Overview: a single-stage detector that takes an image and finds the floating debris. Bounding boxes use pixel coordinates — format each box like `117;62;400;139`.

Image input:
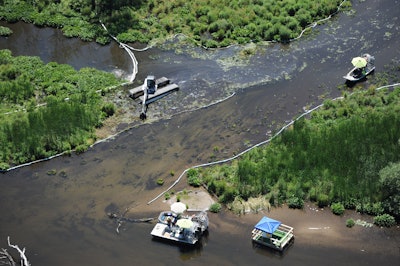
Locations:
355;219;373;228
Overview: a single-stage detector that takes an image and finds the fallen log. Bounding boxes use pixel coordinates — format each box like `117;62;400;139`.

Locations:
107;212;154;223
107;211;154;234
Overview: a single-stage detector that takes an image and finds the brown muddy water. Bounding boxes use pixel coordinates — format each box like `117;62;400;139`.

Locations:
1;0;400;265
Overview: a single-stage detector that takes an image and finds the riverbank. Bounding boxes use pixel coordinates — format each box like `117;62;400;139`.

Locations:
121;183;399;265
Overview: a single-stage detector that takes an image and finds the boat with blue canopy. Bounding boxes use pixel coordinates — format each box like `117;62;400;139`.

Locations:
251;216;294;251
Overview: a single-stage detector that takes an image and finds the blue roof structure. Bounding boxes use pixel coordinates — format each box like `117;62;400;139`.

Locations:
254;216;281;234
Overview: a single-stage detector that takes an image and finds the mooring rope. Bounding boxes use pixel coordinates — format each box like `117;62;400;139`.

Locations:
146;82;400;205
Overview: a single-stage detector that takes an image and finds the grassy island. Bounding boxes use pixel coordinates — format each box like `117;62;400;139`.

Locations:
0;0;348;47
0;49;120;170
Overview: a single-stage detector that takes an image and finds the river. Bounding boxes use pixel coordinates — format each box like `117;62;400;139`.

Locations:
0;0;399;265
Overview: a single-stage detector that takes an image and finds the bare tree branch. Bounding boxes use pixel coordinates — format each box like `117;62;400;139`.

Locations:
0;247;16;266
6;237;30;266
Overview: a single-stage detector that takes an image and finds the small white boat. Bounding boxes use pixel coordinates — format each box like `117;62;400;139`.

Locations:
343;53;375;82
151;211;208;245
251;216;294;251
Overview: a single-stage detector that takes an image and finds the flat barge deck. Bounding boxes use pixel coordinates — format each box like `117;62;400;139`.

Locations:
128;76;179;104
251;216;294;251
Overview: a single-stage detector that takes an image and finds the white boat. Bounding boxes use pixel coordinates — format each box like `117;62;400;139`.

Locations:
251;216;294;251
343;53;375;82
151;211;208;245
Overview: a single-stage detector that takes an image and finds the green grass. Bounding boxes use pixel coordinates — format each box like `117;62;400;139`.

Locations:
0;49;121;169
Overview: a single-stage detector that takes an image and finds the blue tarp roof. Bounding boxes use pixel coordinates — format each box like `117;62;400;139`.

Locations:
254;216;281;234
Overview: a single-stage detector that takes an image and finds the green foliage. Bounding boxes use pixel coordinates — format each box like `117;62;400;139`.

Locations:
379;162;400;218
317;193;330;208
198;84;400;219
287;196;304;209
0;162;10;170
0;0;345;47
164;192;171;200
187;168;201;187
75;144;89;154
346;218;355;228
0;26;13;36
101;103;115;118
209;202;222;213
373;214;396;227
0;50;120;167
156;178;164;186
331;202;345;215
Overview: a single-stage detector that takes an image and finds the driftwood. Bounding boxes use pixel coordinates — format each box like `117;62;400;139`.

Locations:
107;207;154;234
0;237;30;266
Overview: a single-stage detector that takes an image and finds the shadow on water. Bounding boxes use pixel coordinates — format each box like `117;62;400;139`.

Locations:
251;241;293;260
0;0;400;265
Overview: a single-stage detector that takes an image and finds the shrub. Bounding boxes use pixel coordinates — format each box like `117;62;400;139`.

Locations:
0;26;13;36
346;218;355;228
156;178;164;185
75;144;89;154
0;162;10;171
278;25;291;42
203;39;219;48
317;193;330;208
343;198;357;209
101;103;115;118
287;196;304;209
373;214;396;227
187;168;201;187
331;202;345;215
220;186;238;203
356;201;384;215
209;203;222;213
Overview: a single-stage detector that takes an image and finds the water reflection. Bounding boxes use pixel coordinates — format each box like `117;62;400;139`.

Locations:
0;21;132;73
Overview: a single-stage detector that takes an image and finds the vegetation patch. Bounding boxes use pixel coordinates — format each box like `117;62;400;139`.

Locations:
373;214;396;227
331;202;345;215
0;26;13;36
187;168;201;187
209;203;222;213
196;67;400;221
227;196;270;215
0;49;121;168
0;0;349;47
346;218;355;228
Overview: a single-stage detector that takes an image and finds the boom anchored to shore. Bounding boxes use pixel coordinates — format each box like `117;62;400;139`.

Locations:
101;22;152;82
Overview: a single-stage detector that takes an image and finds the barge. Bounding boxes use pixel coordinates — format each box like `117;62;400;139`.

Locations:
128;76;179;119
151;210;208;245
251;216;294;251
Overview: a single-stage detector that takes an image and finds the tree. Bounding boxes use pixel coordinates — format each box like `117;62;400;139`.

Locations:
379;162;400;218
